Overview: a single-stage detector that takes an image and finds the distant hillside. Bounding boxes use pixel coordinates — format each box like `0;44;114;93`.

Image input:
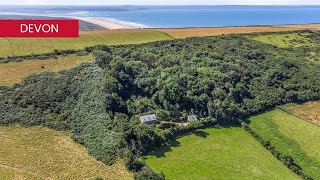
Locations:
0;15;105;31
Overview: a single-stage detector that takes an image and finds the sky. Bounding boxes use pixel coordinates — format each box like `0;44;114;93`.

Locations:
0;0;320;5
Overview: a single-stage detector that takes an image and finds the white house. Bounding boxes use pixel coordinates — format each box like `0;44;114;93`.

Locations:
187;115;198;122
140;114;156;124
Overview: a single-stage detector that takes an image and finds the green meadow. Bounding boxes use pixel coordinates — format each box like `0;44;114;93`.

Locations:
146;127;298;180
0;29;172;57
249;109;320;179
250;32;315;48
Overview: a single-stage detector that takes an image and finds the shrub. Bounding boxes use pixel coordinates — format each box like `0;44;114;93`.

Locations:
134;166;165;180
76;50;90;56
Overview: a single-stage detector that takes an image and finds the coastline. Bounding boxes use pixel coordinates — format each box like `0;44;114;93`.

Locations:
76;17;149;29
76;16;320;32
75;17;320;38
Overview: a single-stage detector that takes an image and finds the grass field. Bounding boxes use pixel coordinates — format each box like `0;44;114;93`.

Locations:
249;109;320;179
1;25;319;57
250;32;315;48
0;29;172;57
0;125;133;180
153;26;299;38
146;127;298;180
0;54;94;86
281;101;320;126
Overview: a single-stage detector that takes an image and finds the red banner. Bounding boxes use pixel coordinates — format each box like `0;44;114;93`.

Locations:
0;20;79;38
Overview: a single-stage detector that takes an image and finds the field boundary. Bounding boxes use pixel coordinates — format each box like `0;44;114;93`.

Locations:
153;31;175;39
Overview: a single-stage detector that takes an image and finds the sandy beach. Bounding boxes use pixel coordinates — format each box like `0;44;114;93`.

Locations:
76;17;149;29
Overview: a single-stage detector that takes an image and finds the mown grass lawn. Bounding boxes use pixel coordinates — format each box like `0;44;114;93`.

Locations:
0;54;94;86
0;29;172;57
0;125;133;180
146;127;298;180
249;109;320;179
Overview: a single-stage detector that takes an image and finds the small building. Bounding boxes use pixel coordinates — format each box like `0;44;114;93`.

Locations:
140;114;156;125
187;115;198;122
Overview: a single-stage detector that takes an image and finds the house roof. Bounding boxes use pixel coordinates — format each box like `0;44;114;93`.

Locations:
140;114;156;123
188;115;198;121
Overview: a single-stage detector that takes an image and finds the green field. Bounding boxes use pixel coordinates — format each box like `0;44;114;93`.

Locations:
0;125;133;180
146;127;298;180
0;29;173;57
250;32;315;48
249;109;320;179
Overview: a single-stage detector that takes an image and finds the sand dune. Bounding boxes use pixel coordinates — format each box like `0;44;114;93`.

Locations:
77;17;149;29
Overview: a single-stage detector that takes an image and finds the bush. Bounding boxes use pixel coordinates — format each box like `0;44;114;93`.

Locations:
122;149;145;172
93;50;113;68
158;121;176;129
134;166;165;180
76;50;90;56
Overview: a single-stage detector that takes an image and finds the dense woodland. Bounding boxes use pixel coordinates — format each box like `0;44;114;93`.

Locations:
1;31;320;179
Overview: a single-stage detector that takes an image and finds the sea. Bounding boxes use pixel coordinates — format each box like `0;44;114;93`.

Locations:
0;5;320;28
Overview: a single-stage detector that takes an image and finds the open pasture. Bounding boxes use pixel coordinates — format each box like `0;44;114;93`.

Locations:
153;26;299;38
0;29;172;57
0;54;93;86
249;109;320;179
146;127;298;180
0;125;133;180
250;32;315;48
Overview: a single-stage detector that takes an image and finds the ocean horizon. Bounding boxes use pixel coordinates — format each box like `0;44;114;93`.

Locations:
0;5;320;28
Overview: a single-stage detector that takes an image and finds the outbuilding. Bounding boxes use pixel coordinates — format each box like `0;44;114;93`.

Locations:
140;114;157;125
187;115;198;122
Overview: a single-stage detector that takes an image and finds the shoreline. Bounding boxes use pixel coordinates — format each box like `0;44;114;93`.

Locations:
75;17;149;29
76;17;320;31
1;13;320;30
